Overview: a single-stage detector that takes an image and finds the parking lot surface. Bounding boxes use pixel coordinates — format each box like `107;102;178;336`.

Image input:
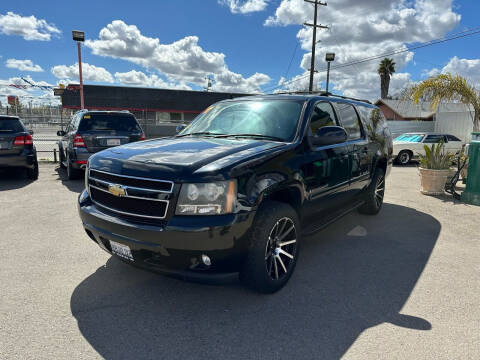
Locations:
0;164;479;359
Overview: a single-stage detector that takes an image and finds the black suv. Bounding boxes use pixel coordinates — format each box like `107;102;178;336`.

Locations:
57;110;145;179
0;116;38;179
78;94;393;293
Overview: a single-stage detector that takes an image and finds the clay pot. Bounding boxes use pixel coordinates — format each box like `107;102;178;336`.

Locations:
419;168;450;195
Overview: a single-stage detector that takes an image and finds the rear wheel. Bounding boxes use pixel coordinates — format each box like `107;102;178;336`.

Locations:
240;201;300;293
67;154;80;180
26;160;39;180
358;168;385;215
396;150;411;165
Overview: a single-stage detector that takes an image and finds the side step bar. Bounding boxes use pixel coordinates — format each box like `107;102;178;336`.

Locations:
301;200;365;237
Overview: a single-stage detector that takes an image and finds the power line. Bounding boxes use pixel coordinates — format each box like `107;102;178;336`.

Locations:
266;25;480;93
283;41;299;82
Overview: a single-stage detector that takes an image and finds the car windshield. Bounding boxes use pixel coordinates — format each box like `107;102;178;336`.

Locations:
395;134;425;142
179;100;304;142
0;118;24;132
78;113;141;132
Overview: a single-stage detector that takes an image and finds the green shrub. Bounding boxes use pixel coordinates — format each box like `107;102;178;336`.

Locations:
418;142;454;170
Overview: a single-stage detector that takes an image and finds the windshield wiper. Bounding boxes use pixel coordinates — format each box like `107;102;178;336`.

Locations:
176;132;227;138
217;134;285;142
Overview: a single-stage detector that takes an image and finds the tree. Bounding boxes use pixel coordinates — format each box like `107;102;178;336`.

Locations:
408;73;479;132
378;58;396;99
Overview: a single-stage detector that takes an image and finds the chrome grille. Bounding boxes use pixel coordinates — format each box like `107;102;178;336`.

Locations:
88;169;173;220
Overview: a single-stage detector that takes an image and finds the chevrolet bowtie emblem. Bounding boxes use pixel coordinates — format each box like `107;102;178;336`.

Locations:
108;184;127;197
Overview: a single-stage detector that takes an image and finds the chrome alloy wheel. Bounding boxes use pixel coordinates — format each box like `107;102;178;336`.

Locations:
398;152;410;164
264;217;297;280
375;174;385;208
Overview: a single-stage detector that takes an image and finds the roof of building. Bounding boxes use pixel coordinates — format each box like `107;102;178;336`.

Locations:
375;99;436;119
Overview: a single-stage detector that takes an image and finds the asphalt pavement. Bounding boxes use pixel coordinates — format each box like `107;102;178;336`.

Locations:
0;164;479;359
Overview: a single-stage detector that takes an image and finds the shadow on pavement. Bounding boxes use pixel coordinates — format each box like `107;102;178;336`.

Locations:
54;166;84;194
71;203;440;360
0;168;34;190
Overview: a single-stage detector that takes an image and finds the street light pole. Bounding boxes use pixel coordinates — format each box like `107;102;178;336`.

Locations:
77;41;84;109
325;53;335;93
72;30;85;109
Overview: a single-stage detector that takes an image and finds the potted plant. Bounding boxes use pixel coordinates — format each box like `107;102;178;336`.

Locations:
418;142;454;195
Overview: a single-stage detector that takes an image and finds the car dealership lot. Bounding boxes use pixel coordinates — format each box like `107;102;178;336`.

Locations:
0;164;479;360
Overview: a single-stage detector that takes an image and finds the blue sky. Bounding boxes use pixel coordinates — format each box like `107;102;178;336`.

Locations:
0;0;479;104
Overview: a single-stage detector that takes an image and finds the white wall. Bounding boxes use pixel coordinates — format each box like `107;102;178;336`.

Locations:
435;104;474;143
387;120;435;138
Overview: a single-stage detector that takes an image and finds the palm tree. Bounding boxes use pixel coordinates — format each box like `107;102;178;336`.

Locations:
408;73;480;132
378;58;396;99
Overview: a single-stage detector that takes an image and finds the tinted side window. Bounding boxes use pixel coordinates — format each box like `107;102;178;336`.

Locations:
336;103;362;140
309;102;337;135
447;135;461;142
424;135;445;143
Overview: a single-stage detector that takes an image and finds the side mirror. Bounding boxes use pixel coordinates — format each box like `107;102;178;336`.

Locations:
57;130;66;137
311;126;348;147
176;124;186;134
28;129;34;135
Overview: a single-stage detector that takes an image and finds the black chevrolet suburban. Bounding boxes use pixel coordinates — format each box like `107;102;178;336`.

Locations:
78;94;393;293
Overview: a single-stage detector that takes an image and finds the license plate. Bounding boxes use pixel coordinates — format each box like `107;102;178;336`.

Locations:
107;138;121;146
110;240;134;261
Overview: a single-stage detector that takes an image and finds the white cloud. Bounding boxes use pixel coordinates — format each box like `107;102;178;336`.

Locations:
428;57;480;88
114;70;191;90
6;59;43;72
266;0;461;100
219;0;269;14
85;20;269;92
0;11;61;41
51;63;114;83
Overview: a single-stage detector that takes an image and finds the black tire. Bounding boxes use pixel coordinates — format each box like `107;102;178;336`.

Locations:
67;154;80;180
59;146;66;169
27;160;39;180
396;150;412;165
358;167;385;215
240;201;300;293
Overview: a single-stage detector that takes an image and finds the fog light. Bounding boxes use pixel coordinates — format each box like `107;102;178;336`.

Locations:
201;254;211;266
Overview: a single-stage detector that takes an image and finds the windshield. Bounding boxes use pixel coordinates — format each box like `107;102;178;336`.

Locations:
394;134;425;143
78;113;141;132
180;100;304;142
0;118;24;132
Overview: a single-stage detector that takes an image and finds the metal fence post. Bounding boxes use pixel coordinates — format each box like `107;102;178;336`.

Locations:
53;148;57;163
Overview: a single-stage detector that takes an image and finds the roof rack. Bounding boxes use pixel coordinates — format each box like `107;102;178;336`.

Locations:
272;91;372;104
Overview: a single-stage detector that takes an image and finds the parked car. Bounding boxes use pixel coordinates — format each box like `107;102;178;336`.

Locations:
393;132;463;165
78;94;393;293
0;116;38;179
57;110;145;180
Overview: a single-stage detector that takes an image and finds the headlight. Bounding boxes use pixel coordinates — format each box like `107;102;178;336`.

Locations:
176;180;236;215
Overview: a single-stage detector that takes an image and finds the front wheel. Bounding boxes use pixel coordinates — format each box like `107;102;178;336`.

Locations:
240;201;300;293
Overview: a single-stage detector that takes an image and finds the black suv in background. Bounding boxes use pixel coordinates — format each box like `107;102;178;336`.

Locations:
78;94;393;293
58;110;145;179
0;116;38;179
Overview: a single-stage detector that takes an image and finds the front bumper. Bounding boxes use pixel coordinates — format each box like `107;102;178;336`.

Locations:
78;190;255;279
0;151;36;169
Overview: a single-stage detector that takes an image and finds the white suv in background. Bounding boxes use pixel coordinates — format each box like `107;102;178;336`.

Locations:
393;132;463;165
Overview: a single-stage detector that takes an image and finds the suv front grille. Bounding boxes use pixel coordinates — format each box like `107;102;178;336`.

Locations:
88;169;173;220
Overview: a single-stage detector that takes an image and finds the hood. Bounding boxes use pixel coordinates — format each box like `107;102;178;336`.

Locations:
88;136;285;180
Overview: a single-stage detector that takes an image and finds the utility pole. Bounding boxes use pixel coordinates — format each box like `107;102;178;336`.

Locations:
304;0;328;92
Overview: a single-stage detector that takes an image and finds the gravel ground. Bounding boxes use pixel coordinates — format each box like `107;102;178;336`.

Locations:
0;164;479;360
